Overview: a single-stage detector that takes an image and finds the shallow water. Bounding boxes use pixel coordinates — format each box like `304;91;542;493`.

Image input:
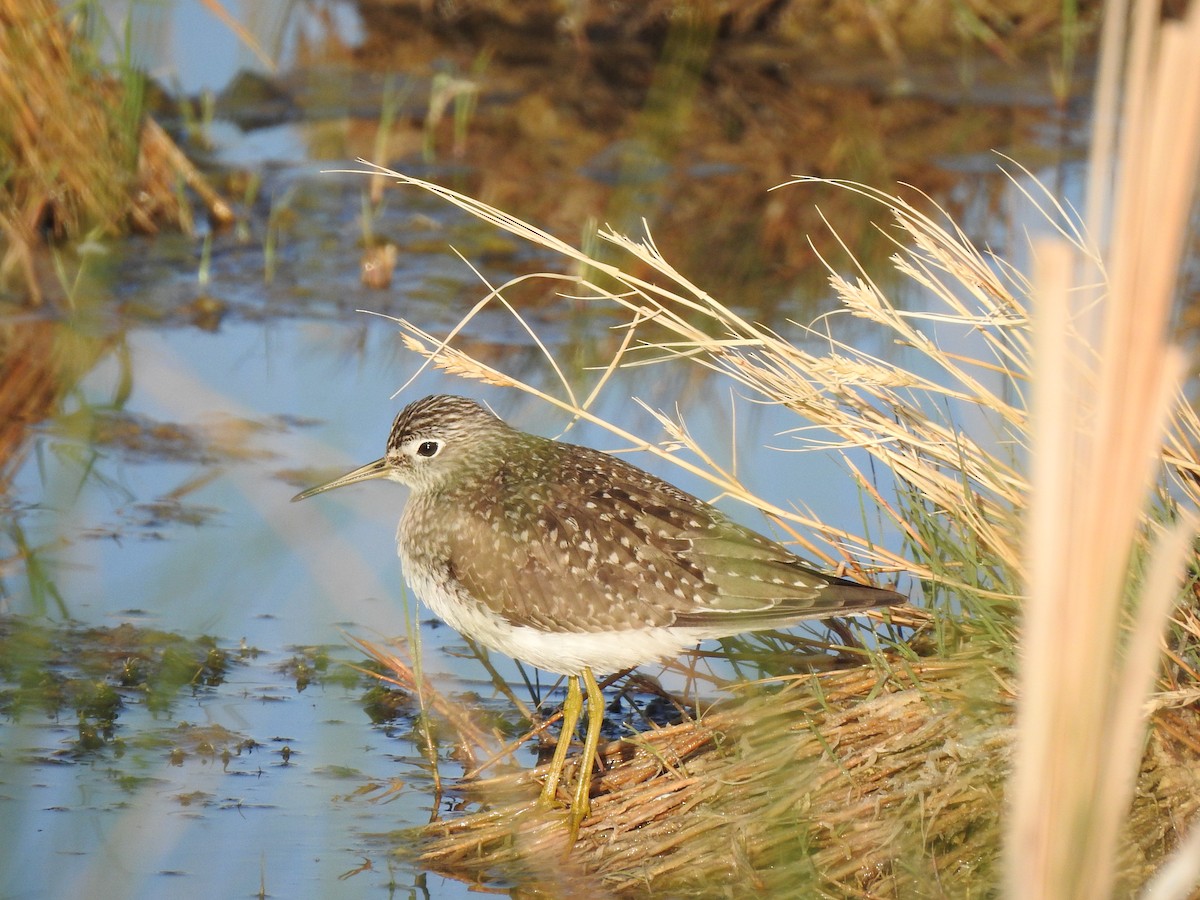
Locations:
0;2;1100;896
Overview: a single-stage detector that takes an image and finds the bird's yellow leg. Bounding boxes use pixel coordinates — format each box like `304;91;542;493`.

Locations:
566;666;604;841
538;673;582;808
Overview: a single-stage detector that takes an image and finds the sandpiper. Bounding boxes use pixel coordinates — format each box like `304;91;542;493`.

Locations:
294;394;904;840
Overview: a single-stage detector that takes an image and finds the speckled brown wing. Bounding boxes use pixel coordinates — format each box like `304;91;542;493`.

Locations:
437;449;690;633
440;439;901;636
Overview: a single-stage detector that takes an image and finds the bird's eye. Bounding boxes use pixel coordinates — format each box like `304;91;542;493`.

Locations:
416;440;441;458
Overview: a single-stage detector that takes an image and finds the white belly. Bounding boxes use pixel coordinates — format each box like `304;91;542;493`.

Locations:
401;558;704;675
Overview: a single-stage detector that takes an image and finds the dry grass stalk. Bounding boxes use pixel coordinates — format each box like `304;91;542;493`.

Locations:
1006;2;1200;897
348;634;511;773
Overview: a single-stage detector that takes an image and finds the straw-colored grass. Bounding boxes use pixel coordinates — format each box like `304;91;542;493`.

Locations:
0;0;137;297
0;0;234;302
338;0;1200;893
356;638;1197;896
1008;3;1200;897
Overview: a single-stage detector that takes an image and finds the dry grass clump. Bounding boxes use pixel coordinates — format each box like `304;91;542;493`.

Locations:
0;0;233;302
418;663;1009;896
361;636;1198;896
0;0;136;268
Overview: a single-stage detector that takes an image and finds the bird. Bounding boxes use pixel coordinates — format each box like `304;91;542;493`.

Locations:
293;394;904;841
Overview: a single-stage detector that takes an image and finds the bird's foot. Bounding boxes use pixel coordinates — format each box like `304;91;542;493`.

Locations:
564;795;589;845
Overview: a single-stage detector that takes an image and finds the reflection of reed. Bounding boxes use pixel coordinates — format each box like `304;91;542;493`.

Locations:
333;1;1090;312
0;320;61;489
0;319;110;491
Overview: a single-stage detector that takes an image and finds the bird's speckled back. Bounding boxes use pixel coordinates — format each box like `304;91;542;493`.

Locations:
389;396;903;648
